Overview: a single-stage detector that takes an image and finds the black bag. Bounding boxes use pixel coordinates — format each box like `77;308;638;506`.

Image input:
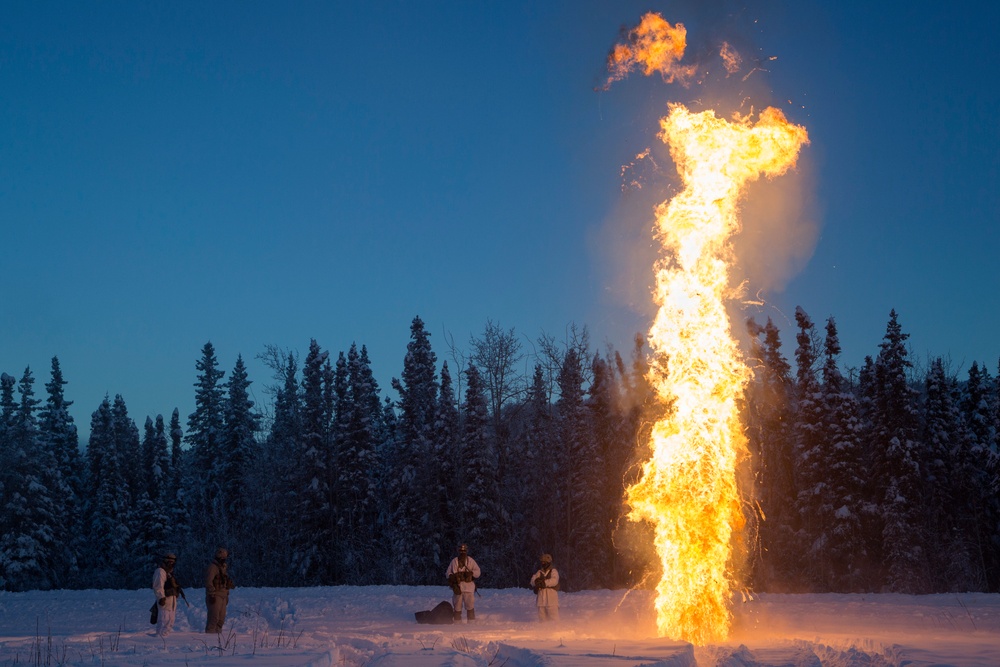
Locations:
149;601;158;625
415;600;455;625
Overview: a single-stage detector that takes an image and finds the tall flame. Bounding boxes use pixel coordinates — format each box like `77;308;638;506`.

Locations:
608;14;809;646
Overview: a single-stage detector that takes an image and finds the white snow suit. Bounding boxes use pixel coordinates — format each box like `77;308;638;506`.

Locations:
530;565;559;621
445;555;481;620
152;567;178;636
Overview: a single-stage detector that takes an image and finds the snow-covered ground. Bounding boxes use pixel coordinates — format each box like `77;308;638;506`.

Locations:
0;585;998;666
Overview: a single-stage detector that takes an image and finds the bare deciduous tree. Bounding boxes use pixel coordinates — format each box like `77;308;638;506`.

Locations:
470;320;525;423
470;320;526;483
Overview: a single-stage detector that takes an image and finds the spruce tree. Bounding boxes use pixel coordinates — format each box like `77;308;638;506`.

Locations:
588;352;627;588
221;355;259;522
461;363;505;583
168;409;184;497
38;357;80;502
135;415;171;576
388;316;440;584
111;395;141;503
166;408;189;551
744;317;797;589
988;363;1000;591
956;362;996;590
818;317;866;591
0;368;61;591
792;307;826;589
0;372;15;433
110;394;145;586
871;310;928;592
513;365;555;578
922;358;975;591
434;361;461;559
84;397;132;587
335;344;384;583
292;339;334;584
187;342;226;522
253;352;300;586
556;347;601;589
0;374;15;586
37;357;81;587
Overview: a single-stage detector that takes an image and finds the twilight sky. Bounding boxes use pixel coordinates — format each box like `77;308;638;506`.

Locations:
3;1;998;433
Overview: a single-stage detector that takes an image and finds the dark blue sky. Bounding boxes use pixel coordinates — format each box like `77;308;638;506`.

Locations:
3;1;998;432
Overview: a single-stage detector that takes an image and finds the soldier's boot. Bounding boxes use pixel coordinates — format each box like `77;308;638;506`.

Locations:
466;609;475;622
453;611;462;622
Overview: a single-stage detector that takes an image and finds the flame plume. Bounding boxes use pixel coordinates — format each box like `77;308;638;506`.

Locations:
607;14;809;646
628;105;808;644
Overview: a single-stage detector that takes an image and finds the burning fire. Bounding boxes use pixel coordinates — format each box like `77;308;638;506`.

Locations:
608;15;809;645
605;12;696;88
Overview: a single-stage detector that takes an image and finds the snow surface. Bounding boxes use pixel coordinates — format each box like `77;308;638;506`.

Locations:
1;585;998;666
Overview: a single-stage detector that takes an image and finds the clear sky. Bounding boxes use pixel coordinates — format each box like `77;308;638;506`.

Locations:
3;1;998;434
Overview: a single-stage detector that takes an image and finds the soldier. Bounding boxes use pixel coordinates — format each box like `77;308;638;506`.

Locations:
204;547;235;633
530;553;560;621
445;543;481;622
152;553;180;637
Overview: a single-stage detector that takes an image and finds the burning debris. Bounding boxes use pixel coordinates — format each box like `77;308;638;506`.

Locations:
604;13;697;89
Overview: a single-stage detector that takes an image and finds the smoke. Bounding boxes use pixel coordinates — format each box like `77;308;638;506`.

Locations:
730;149;819;302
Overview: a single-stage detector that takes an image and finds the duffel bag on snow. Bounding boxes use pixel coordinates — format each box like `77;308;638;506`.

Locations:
415;600;455;624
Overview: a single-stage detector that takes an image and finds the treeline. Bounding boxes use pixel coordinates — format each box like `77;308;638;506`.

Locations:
0;310;998;594
0;317;651;592
745;308;1000;593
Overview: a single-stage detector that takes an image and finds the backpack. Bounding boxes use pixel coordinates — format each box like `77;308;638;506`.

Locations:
415;600;455;625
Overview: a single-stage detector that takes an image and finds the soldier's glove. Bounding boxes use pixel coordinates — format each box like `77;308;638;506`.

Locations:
534;576;546;590
158;597;166;606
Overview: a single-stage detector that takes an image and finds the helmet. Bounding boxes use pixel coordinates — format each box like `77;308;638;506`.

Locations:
163;553;177;563
215;547;229;560
458;543;468;554
540;554;552;564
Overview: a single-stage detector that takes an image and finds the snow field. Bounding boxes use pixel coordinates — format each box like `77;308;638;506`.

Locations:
1;586;998;666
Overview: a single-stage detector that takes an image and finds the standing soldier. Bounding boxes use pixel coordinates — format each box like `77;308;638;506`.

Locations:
204;547;235;633
530;553;560;621
445;543;481;622
152;553;179;637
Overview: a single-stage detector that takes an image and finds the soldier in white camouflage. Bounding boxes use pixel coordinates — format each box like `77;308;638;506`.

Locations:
445;543;481;622
152;553;179;637
530;553;560;621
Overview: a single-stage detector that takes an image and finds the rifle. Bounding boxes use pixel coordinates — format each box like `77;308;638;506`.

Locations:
167;573;191;608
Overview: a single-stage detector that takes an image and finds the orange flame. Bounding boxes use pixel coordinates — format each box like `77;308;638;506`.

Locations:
608;14;809;646
629;105;807;644
605;12;696;88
